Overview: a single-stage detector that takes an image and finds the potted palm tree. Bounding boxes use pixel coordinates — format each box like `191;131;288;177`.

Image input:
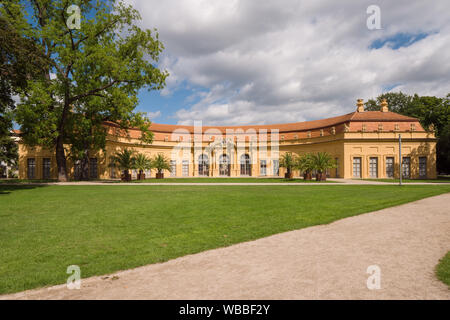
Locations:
279;152;297;179
311;152;336;181
152;153;171;179
110;149;136;181
296;153;314;180
133;153;152;180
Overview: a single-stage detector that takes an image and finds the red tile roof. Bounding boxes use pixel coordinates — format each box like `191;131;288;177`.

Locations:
147;111;420;134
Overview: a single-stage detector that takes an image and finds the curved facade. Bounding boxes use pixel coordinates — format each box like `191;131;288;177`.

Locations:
18;100;437;180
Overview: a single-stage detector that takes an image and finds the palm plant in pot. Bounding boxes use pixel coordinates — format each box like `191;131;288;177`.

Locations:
111;149;136;181
133;153;152;180
311;152;336;181
151;153;171;179
296;153;314;180
279;152;297;179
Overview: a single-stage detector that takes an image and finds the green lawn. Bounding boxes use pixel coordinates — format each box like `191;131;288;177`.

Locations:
361;178;450;183
0;185;449;294
436;252;450;288
0;179;58;184
0;177;334;184
132;177;335;183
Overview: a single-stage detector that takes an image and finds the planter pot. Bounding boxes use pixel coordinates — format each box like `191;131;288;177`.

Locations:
316;172;326;181
303;172;312;180
137;173;146;180
121;171;131;182
156;172;164;179
284;172;293;179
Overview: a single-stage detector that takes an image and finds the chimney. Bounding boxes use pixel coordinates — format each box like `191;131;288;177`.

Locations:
356;99;364;112
380;98;389;112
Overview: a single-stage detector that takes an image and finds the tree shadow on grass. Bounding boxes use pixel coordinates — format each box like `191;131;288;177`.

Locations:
0;184;49;195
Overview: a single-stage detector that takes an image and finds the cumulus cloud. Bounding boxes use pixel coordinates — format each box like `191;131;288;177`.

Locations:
146;110;162;120
126;0;450;125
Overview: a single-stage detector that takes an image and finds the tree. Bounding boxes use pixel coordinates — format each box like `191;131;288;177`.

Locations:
151;153;171;179
310;152;335;181
365;92;413;114
2;0;168;181
436;95;450;173
0;14;47;172
133;153;152;180
279;152;297;179
295;153;314;180
110;148;135;181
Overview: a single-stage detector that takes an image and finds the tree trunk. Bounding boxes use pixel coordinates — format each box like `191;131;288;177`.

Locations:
55;84;70;182
56;136;68;182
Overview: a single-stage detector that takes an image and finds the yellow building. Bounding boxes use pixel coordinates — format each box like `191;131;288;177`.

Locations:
18;99;437;180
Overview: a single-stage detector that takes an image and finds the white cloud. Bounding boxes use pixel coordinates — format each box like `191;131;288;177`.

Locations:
146;110;161;120
127;0;450;125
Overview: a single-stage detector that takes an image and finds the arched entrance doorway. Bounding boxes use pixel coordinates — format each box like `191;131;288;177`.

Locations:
219;154;230;176
198;154;209;176
240;154;251;176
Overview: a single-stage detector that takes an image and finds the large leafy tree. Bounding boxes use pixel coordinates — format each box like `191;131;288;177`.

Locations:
2;0;168;181
0;14;47;170
366;92;450;174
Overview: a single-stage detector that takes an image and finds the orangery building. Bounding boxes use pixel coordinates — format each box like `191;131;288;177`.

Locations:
18;99;437;180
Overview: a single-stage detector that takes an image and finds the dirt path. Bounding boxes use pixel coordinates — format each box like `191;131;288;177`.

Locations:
3;193;450;300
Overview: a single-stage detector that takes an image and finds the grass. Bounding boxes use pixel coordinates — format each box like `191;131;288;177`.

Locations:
131;177;335;183
361;178;450;183
0;184;449;294
0;179;57;184
436;252;450;288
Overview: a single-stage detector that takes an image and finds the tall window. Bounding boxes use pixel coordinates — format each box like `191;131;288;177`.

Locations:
110;165;116;179
353;157;361;178
182;160;189;177
260;160;267;176
240;154;251;176
219;154;230;176
89;158;98;179
170;160;176;177
198;154;209;176
419;157;427;178
386;157;394;178
402;157;410;179
335;158;339;178
43;158;51;179
273;160;279;176
369;157;378;178
27;158;36;179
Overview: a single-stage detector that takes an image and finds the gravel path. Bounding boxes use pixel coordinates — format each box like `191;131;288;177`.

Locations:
3;193;450;300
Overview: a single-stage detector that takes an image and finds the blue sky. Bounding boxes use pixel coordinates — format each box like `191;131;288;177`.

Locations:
139;31;433;125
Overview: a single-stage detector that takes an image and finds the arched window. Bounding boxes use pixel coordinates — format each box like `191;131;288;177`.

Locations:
198;154;209;176
240;154;251;176
219;154;230;176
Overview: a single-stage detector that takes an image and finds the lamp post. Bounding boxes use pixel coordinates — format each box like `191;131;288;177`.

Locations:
399;134;402;186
